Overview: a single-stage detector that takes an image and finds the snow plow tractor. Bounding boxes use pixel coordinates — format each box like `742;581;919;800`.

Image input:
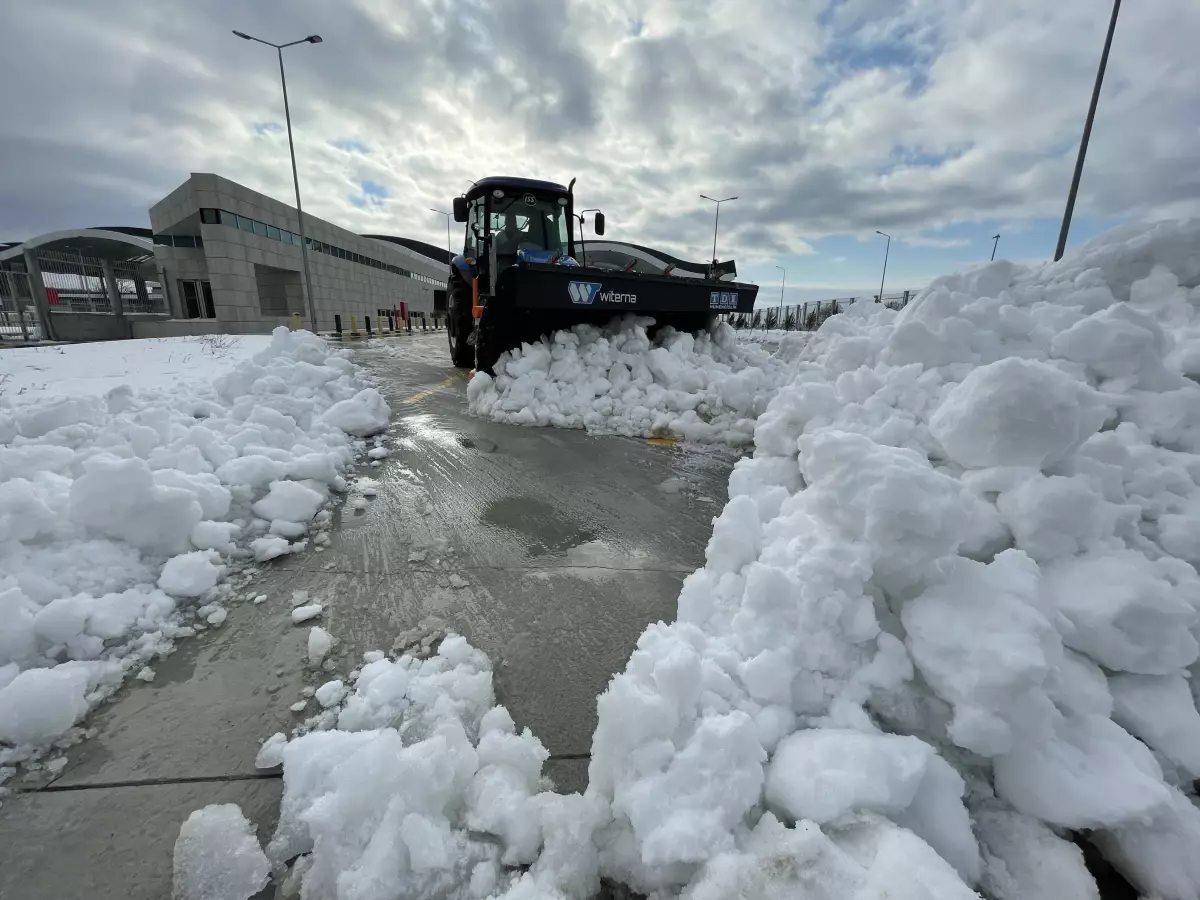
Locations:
440;176;760;373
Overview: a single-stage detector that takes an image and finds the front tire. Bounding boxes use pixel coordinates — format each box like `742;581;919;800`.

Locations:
447;278;475;369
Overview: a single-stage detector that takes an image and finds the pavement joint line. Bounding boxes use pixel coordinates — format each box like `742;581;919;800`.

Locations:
399;371;468;405
292;562;695;576
17;772;283;794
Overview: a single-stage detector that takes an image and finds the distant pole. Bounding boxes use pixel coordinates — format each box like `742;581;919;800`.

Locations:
233;30;323;329
1054;0;1121;262
876;231;891;302
700;194;738;279
775;264;785;329
991;234;1001;261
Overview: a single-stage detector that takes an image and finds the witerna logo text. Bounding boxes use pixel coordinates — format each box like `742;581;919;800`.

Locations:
567;281;637;305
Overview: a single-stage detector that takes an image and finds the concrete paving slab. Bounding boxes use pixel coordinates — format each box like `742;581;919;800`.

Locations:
0;777;281;900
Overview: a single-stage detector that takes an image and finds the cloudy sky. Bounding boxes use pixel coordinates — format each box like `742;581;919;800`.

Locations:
1;0;1196;302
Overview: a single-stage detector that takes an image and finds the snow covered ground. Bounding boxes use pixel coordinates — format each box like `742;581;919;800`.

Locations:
468;317;808;445
180;219;1200;900
0;329;389;778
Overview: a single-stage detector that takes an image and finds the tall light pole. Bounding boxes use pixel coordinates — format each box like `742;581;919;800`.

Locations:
233;30;322;330
1054;0;1121;262
700;194;737;279
430;208;453;263
876;231;891;303
991;234;1001;261
775;264;786;329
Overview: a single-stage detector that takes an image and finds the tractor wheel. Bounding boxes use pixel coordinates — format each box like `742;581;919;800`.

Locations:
447;279;475;369
474;304;513;376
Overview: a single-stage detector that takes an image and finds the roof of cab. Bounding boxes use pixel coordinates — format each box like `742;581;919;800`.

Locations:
464;176;569;202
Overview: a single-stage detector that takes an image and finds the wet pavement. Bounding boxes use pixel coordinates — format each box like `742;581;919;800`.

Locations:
0;331;740;900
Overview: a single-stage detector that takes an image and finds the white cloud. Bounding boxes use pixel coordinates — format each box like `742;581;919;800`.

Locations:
0;0;1195;267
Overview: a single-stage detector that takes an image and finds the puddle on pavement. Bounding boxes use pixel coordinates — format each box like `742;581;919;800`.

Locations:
481;496;599;555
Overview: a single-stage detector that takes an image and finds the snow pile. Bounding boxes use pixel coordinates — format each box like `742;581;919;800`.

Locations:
467;317;799;445
584;220;1200;899
219;634;601;900
0;327;390;755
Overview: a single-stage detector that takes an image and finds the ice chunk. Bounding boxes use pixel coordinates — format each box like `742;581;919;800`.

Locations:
367;446;389;460
0;666;89;745
158;550;224;599
1091;784;1200;900
307;626;333;667
292;604;323;624
929;358;1104;469
172;803;270;900
190;520;240;553
136;666;156;682
255;733;287;769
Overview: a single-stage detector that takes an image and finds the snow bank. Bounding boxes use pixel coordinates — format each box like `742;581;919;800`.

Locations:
0;327;389;755
584;219;1200;898
205;634;602;900
467;316;802;445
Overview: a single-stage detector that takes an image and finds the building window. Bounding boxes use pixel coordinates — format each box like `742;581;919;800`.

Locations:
153;234;172;246
174;235;196;249
252;220;268;237
266;224;280;241
200;208;219;225
220;210;239;227
178;279;216;319
238;215;255;234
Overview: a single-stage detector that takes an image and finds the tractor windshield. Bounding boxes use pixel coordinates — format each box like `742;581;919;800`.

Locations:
489;196;570;258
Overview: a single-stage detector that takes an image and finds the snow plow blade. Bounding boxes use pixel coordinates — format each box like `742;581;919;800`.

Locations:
498;263;758;315
471;263;759;374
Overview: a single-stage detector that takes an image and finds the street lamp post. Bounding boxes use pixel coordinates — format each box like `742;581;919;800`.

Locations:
775;264;786;330
700;194;737;279
233;30;322;330
991;234;1001;261
875;231;891;303
1054;0;1121;262
430;208;453;263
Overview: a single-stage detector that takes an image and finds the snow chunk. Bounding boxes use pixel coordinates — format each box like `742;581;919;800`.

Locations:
172;803;270;900
367;446;390;460
250;536;293;562
307;626;333;667
158;550;224;599
314;679;347;708
320;387;390;436
1108;673;1200;778
190;520;240;553
291;604;323;625
929;358;1105;469
250;480;325;525
0;666;89;745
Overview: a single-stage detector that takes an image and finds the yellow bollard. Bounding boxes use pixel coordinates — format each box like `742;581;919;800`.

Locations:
350;314;361;338
291;312;301;331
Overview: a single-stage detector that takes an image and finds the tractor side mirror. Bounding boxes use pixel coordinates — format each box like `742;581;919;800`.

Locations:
593;211;605;236
453;196;468;222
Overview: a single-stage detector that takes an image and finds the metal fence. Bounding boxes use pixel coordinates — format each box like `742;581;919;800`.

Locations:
0;269;41;341
36;249;165;315
723;290;918;333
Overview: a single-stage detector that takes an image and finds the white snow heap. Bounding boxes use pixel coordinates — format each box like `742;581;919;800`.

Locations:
0;327;390;751
265;634;602;900
172;803;270;900
584;219;1200;899
467;316;802;445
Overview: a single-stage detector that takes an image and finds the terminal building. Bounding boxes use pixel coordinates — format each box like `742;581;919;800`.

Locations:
0;173;450;342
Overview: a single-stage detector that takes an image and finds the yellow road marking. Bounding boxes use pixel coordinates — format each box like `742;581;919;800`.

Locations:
646;436;679;446
400;371;468;405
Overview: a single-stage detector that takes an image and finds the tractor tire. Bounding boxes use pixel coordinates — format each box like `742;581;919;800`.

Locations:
474;304;514;376
447;278;475;369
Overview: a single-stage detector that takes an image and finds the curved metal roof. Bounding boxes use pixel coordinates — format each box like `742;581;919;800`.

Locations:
0;227;154;264
363;234;451;266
